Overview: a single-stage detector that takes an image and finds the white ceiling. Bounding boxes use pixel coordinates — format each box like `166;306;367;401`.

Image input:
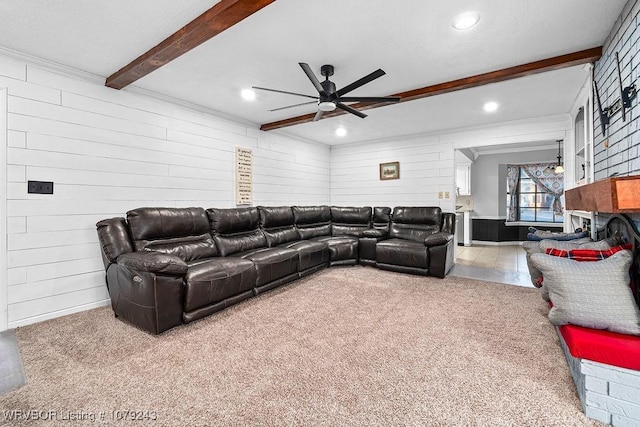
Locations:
0;0;626;145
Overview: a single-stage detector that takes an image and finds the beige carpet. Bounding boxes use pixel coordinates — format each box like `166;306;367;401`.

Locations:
1;267;599;426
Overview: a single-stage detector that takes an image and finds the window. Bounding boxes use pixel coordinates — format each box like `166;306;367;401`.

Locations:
507;168;564;223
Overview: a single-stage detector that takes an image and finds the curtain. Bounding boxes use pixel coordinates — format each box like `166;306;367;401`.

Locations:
520;163;564;215
506;165;520;221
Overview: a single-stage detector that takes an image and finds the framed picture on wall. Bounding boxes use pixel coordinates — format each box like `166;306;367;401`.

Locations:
379;161;400;180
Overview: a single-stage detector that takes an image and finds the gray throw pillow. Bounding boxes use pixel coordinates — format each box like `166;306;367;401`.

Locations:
531;250;640;335
537;239;612;300
523;237;593;288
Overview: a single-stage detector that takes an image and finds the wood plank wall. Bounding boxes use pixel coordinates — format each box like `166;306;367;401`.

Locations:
330;136;456;208
0;54;330;328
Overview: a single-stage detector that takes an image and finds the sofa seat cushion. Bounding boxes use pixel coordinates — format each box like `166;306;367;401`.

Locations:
283;240;330;271
184;258;257;312
325;236;359;262
376;238;428;268
305;236;359;261
559;324;640;370
231;247;299;286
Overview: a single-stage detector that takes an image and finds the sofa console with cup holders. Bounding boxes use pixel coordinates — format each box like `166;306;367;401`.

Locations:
96;205;455;334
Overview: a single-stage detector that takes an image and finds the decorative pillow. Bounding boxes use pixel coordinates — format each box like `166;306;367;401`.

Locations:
545;243;633;261
526;227;589;241
531;250;640;335
523;237;593;288
536;239;614;300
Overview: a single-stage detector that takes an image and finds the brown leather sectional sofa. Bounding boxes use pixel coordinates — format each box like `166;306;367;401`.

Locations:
96;205;455;334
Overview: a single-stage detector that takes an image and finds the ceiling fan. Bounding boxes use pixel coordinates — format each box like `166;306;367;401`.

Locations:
253;63;401;121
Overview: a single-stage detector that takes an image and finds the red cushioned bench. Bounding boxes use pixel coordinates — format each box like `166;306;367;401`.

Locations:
558;325;640;371
551;214;640;426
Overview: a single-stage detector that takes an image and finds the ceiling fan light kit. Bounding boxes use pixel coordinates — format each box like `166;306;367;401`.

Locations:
253;63;401;122
318;101;337;112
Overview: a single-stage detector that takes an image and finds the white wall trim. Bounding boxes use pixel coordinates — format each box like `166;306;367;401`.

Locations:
0;87;8;331
0;46;104;86
473;143;559;156
8;300;110;329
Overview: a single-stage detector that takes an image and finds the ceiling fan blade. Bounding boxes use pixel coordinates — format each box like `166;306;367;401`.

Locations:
338;96;401;103
336;69;386;97
299;63;327;96
269;101;318;112
336;102;367;119
252;86;318;100
313;110;324;122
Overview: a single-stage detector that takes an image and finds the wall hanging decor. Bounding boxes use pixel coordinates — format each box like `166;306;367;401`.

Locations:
379;161;400;180
235;147;253;205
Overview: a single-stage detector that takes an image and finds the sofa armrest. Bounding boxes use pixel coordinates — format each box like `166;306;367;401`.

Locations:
362;229;388;239
441;212;456;234
424;232;453;247
117;252;188;276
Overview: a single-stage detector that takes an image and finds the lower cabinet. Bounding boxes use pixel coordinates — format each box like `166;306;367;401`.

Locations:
471;218;562;242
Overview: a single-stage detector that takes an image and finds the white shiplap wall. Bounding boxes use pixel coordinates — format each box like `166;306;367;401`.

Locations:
1;54;330;329
330;115;573;213
330;135;456;210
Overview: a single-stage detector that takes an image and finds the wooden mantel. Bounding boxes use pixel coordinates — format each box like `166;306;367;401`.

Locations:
565;176;640;213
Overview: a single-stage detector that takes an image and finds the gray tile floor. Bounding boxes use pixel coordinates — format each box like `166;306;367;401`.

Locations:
450;244;534;287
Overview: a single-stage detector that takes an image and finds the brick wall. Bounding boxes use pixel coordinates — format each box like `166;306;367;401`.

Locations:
593;0;640;227
558;327;640;426
593;0;640;179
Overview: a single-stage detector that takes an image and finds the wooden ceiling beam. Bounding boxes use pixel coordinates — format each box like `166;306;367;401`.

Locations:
259;46;602;131
106;0;276;90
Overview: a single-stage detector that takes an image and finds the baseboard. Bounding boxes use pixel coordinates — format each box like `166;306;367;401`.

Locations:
8;300;110;329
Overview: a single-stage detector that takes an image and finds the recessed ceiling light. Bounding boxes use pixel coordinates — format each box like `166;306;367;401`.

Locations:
335;127;347;137
484;101;498;112
452;11;480;30
241;88;256;101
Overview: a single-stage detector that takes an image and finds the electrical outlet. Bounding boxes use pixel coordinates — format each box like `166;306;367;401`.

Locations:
28;180;54;194
444;191;450;199
438;191;443;199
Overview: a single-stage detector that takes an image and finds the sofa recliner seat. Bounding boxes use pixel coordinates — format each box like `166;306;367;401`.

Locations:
96;207;259;334
375;207;455;278
207;207;299;295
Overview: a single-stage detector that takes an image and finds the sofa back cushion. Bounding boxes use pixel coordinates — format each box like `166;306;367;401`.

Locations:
372;207;392;230
389;206;442;242
258;206;300;247
293;206;331;239
207;207;267;256
127;207;218;261
331;206;372;237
